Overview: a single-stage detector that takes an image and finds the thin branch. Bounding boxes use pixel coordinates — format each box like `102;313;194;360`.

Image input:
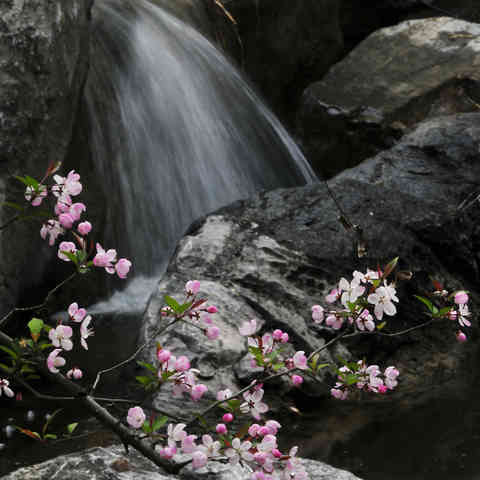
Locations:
16;378;76;401
0;271;78;329
0;214;20;231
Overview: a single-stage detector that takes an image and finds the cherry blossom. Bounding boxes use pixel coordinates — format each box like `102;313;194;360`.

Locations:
192;450;208;469
68;302;87;323
93;243;117;273
367;282;399;320
57;241;77;262
127;406;146;429
240;388;269;420
77;221;92;235
185;280;201;295
49;325;74;351
225;437;254;465
115;258;132;279
339;277;365;307
191;384;208;401
311;305;324;323
292;351;308;370
47;349;66;373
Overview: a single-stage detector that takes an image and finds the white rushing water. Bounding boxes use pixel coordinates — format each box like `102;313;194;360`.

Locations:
85;0;316;311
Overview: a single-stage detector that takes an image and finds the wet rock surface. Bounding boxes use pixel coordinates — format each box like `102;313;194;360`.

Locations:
299;17;480;177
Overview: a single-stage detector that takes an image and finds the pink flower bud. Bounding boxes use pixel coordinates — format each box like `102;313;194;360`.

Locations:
454;291;469;305
191;384;208;401
272;329;283;341
457;331;467;343
280;332;289;343
185;280;200;295
206;325;220;340
206;305;218;314
216;423;227;434
77;221;92;235
175;356;190;372
59;213;75;229
66;367;83;380
157;349;171;363
222;413;234;423
448;310;458;321
258;426;270;437
115;258;132;279
377;385;387;394
291;374;303;386
272;448;282;458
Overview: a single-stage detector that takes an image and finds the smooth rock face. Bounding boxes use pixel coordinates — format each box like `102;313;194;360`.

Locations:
0;0;91;316
2;444;363;479
299;16;480;177
210;0;343;119
142;113;480;427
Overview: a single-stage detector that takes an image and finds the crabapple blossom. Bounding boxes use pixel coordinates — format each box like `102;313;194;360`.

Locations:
25;185;48;206
58;213;75;229
93;243;117;273
223;413;234;422
191;384;208;401
175;356;190;372
47;349;66;373
458;304;471;327
57;241;77;261
157;349;171;363
207;305;218;314
53;170;82;197
457;331;467;342
240;388;269;420
80;316;94;350
0;379;14;398
272;329;283;341
115;258;132;279
311;305;324;323
216;389;232;401
356;309;375;332
40;220;64;246
68;302;87;323
292;374;304;386
69;202;86;221
167;423;187;443
127;406;146;429
339;277;365;307
384;366;399;389
185;280;201;295
292;351;308;370
158;446;176;459
454;291;469;305
66;367;83;380
367;282;399;320
326;288;340;304
197;434;221;459
192;450;208;469
181;434;198;453
331;388;348;400
239;318;258;336
206;325;220;340
77;221;92;235
49;325;74;351
225;437;254;465
280;332;289;343
265;420;281;435
326;313;343;330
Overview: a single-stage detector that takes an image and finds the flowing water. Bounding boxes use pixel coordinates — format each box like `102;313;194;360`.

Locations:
85;0;316;289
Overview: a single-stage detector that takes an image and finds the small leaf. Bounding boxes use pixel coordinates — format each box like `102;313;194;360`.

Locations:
137;361;157;373
0;363;12;373
43;434;57;440
60;251;78;264
151;416;168;432
135;376;153;386
383;257;399;279
414;295;435;314
3;201;24;212
0;345;18;359
164;295;181;313
28;318;44;336
316;363;330;371
15;427;41;440
14;175;29;186
67;423;79;435
377;321;386;330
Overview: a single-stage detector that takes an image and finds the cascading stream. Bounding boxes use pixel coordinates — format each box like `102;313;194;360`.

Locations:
85;0;316;310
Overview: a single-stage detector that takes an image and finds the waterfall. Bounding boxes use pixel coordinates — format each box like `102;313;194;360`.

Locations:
85;0;316;310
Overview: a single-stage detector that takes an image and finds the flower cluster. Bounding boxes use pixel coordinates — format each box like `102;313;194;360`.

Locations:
331;361;400;400
21;168;131;279
46;302;94;375
156;348;208;402
239;319;307;386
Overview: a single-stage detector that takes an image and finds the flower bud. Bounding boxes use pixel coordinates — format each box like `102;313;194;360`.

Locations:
222;413;234;423
215;423;227;435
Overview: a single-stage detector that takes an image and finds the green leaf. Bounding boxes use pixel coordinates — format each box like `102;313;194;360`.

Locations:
272;362;284;371
414;295;435;314
151;416;168;432
345;373;359;386
42;409;62;436
135;375;153;386
177;301;193;315
0;345;18;359
137;361;157;374
28;318;44;336
437;307;453;317
377;321;386;330
316;363;330;371
60;251;78;264
20;365;36;375
43;434;57;440
164;295;181;313
0;363;12;373
3;201;24;212
14;175;29;186
227;399;241;411
25;175;40;189
66;423;78;435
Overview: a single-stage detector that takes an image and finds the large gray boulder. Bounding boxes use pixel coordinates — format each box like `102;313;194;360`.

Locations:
298;16;480;177
0;0;92;316
142;112;480;431
2;444;362;480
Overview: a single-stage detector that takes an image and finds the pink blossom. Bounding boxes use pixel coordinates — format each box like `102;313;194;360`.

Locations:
454;291;469;305
225;437;254;465
167;423;187;443
58;241;77;262
457;331;467;343
197;434;221;459
216;389;232;401
248;424;260;437
265;420;281;435
384;366;399;389
206;325;220;340
53;170;82;197
77;221;92;235
40;220;64;246
126;406;145;429
326;288;340;304
367;283;399;320
281;332;289;343
272;329;283;341
258;426;270;437
241;388;269;420
458;304;471;327
69;202;86;221
207;305;218;314
192;451;208;469
312;305;324;323
115;258;132;279
331;388;348;400
191;384;208;401
181;434;198;453
93;243;117;273
49;325;73;351
356;309;375;332
25;184;48;206
66;367;83;380
185;280;201;295
222;413;234;423
68;302;87;323
292;374;304;386
292;351;308;370
158;446;176;459
47;349;66;373
216;423;227;434
58;213;75;229
175;356;190;372
326;314;344;330
157;349;171;363
0;379;14;398
239;318;258;336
